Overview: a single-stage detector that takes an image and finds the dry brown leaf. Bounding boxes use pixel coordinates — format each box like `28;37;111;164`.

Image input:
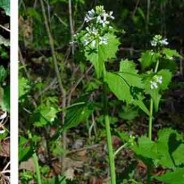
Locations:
19;158;35;172
64;168;74;181
89;176;104;184
0;138;10;157
63;157;83;170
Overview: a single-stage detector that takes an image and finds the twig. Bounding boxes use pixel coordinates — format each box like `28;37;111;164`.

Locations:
146;0;151;33
114;143;128;158
54;13;68;27
132;0;141;17
1;170;10;174
19;47;31;80
89;113;96;141
39;0;65;97
68;0;75;56
2;161;10;172
0;25;10;32
66;143;103;155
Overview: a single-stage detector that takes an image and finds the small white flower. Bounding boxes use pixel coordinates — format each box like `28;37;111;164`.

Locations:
168;56;173;60
88;9;95;17
96;15;102;24
150;81;158;89
91;40;96;48
73;33;78;38
109;11;115;19
102;12;109;21
151;40;157;47
83;39;90;46
160;39;168;46
97;15;109;27
99;36;107;45
90;27;98;35
84;15;91;22
156;76;163;84
84;9;95;22
150;75;163;89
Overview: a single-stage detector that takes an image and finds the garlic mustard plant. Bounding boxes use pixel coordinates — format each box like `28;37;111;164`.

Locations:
76;5;120;184
76;5;181;184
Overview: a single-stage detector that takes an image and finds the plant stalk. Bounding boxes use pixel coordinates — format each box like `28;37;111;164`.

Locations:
32;152;42;184
148;98;153;140
28;131;42;184
103;83;116;184
148;59;159;140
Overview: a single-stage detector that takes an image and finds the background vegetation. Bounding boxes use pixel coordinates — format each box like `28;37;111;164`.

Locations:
0;0;10;183
19;0;184;183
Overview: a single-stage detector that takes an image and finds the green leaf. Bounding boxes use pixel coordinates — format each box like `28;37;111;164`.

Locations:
19;136;33;162
0;0;10;15
105;60;145;106
137;7;145;20
33;105;59;127
85;33;120;78
27;8;42;22
105;71;132;103
64;102;94;130
162;48;182;59
132;128;184;172
157;69;172;90
155;168;184;184
119;59;143;88
63;95;94;130
119;106;138;120
172;144;184;166
19;77;31;101
42;175;67;184
0;66;7;83
132;93;149;115
150;89;161;112
156;128;183;169
139;51;159;70
133;136;158;161
1;86;10;112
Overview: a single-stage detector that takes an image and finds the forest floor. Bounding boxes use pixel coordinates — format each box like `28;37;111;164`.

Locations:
0;7;10;184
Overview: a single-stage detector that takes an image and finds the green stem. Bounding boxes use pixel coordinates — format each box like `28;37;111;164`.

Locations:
28;131;42;184
147;165;152;184
148;59;159;140
103;83;116;184
32;152;42;184
148;98;153;140
154;60;159;73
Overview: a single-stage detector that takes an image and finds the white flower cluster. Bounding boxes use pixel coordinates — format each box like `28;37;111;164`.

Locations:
81;26;108;48
84;6;114;27
151;35;168;47
76;6;115;48
150;75;163;89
